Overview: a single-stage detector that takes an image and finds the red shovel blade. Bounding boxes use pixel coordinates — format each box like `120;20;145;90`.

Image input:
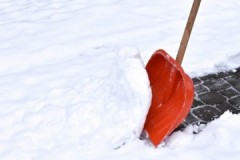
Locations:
144;49;194;146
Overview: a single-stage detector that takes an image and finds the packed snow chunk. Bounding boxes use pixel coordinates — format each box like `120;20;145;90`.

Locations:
78;46;152;149
72;47;152;149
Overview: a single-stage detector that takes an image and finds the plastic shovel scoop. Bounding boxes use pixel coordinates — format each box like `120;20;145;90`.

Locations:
144;0;201;146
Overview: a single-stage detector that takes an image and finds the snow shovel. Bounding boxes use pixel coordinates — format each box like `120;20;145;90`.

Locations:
144;0;201;146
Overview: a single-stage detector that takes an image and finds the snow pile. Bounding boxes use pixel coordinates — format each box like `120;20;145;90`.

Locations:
95;111;240;160
1;0;240;159
165;111;240;160
0;46;151;158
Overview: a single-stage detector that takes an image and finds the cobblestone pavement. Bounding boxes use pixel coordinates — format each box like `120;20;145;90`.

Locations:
179;67;240;129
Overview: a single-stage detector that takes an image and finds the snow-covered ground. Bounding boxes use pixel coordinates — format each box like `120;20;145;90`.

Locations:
0;0;240;159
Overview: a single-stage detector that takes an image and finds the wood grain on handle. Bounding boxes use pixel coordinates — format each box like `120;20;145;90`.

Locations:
176;0;201;65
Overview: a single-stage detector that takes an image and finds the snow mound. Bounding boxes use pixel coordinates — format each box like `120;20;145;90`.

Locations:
164;111;240;160
0;46;152;158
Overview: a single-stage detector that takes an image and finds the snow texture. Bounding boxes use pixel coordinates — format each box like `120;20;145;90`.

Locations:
0;0;240;159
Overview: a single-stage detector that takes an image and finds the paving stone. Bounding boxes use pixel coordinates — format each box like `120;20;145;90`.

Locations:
194;84;210;94
203;78;231;91
219;88;240;98
235;83;240;92
192;78;202;85
183;113;201;125
179;66;240;130
215;102;238;113
224;76;240;86
199;73;220;81
198;91;226;105
216;71;235;77
236;67;240;76
192;106;222;122
192;99;205;108
228;96;240;109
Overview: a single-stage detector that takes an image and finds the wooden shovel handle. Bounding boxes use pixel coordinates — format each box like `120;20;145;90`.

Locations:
176;0;201;65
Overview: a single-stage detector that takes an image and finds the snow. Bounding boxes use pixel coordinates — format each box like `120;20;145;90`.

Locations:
0;45;152;157
0;0;240;159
